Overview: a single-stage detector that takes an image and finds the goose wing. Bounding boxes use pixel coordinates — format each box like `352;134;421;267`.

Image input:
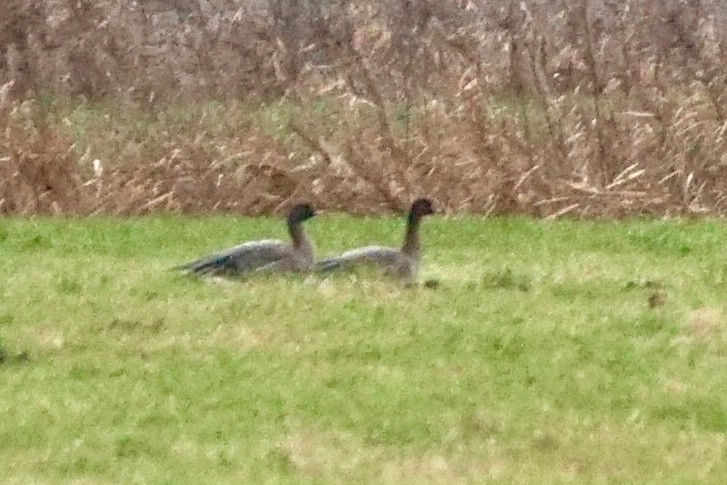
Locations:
317;246;405;272
177;239;294;276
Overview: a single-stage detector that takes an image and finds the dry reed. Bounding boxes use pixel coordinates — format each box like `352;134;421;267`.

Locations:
2;0;727;216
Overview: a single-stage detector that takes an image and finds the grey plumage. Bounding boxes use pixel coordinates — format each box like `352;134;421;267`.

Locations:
318;245;419;280
318;198;435;282
177;203;317;277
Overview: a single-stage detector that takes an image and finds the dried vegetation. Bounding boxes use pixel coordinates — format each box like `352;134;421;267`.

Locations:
2;0;727;216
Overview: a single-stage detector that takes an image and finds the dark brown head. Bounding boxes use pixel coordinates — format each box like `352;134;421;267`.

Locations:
408;198;435;223
287;203;317;225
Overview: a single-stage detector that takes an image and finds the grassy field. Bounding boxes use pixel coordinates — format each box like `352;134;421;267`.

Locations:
1;214;727;483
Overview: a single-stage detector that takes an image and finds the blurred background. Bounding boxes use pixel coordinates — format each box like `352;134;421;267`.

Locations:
1;0;726;217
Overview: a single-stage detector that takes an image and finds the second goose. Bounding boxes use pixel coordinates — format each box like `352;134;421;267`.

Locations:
317;198;435;282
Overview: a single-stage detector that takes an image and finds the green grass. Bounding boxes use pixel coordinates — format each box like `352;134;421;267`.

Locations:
1;215;727;483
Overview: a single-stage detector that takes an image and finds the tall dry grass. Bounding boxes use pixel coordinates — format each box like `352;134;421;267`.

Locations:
1;0;727;216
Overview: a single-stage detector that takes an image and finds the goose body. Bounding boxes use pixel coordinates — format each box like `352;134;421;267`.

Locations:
318;198;434;282
177;203;316;277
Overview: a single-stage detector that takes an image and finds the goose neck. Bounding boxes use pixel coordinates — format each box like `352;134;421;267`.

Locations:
288;221;306;247
401;214;421;256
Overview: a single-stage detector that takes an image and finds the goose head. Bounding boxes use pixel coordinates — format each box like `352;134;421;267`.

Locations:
408;198;435;223
287;203;317;225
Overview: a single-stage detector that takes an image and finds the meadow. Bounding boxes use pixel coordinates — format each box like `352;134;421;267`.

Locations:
1;214;727;483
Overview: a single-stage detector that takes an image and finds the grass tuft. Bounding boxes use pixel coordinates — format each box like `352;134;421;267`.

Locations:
480;267;532;292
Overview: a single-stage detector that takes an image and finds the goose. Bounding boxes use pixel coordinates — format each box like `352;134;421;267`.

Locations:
317;198;435;282
176;203;317;277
